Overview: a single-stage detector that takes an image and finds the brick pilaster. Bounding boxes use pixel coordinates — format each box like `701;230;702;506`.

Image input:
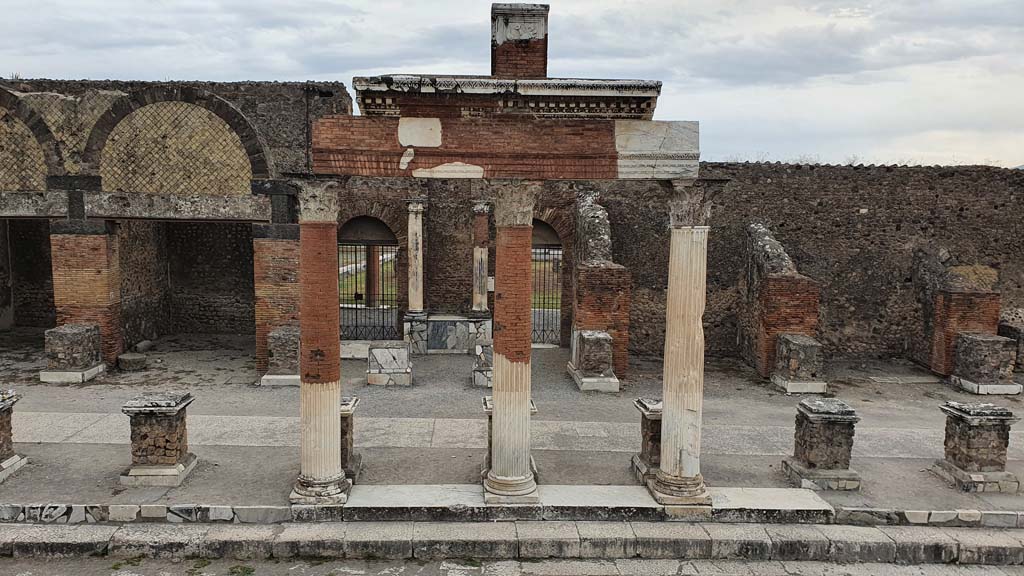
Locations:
574;264;631;376
254;225;300;375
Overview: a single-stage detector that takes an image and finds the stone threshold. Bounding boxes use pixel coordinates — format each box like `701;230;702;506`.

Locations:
0;485;834;524
2;521;1024;565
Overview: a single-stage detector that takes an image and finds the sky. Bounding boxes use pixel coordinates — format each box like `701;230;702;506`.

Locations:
2;0;1022;167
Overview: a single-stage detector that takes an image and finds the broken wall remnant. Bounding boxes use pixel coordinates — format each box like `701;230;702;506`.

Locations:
911;245;1001;376
737;223;820;378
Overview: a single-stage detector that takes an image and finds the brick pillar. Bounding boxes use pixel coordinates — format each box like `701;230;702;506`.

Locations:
491;3;549;79
291;181;349;505
484;182;540;504
253;224;299;375
365;245;380;308
647;182;712;510
49;221;122;366
472;202;490;313
574;264;631;376
930;291;1001;376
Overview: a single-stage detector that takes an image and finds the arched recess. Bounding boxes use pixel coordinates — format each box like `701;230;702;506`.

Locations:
533;206;575;348
338;205;408;341
0;85;65;185
81;86;271;179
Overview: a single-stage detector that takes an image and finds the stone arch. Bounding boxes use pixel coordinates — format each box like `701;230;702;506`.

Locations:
532;206;575;348
81;85;271;179
0;85;65;185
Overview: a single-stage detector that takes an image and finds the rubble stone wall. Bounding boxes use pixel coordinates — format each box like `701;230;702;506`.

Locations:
118;220;170;347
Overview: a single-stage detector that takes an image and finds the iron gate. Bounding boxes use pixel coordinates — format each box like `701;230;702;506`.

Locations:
339;243;399;340
531;246;562;344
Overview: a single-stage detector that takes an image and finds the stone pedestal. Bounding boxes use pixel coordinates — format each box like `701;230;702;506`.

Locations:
403;312;428;356
120;392;197;487
567;330;620;392
630;398;661;484
261;325;300;386
473;339;494;388
340;396;361;481
771;333;827;394
998;310;1024;372
0;390;28;483
482;395;538;483
781;398;861;491
950;333;1020;395
39;323;105;383
932;401;1019;493
366;340;412;386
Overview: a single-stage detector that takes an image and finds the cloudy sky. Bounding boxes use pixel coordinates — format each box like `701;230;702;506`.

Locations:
3;0;1022;167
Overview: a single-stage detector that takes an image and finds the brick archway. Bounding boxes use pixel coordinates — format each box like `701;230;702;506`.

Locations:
81;85;272;178
338;200;410;327
533;206;574;348
0;85;66;181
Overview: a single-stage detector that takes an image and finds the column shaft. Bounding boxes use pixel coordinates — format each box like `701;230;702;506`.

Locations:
472;203;490;312
407;203;425;312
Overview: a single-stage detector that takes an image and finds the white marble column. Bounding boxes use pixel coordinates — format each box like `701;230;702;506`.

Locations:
291;180;349;505
407;199;426;313
472;202;490;313
647;181;712;507
484;182;540;504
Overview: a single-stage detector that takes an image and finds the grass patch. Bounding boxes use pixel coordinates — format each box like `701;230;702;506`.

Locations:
229;566;255;576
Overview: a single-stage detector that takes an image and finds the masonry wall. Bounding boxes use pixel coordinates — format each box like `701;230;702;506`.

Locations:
7;219;54;328
119;220;170;346
165;222;254;334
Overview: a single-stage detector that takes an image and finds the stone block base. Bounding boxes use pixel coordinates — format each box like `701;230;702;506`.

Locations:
950;376;1022;395
259;374;300;387
367;371;412;386
288;489;349;506
472;368;493;388
771;375;827;394
119;453;198;488
645;479;712;506
483;490;541;506
39;363;104;384
341;340;370;359
0;454;28;484
782;457;861;491
117;352;147;371
931;459;1020;493
568;362;620;393
630;454;658;485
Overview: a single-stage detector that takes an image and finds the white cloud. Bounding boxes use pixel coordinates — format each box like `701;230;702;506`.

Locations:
0;0;1020;166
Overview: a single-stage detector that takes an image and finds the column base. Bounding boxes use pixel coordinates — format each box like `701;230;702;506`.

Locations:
782;457;861;491
120;453;197;488
931;459;1020;493
646;471;712;506
289;473;352;505
483;470;540;505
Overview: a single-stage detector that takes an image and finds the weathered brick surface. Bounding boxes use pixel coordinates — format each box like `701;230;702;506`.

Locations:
930;292;1001;376
50;232;123;365
129;411;188;466
492;37;548;79
944;417;1011;473
254;237;299;374
574;264;630;376
794;411;856;470
299;222;341;383
493;225;532;363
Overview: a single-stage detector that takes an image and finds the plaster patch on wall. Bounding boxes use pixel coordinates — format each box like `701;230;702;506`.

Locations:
411;162;484;179
398;118;442;148
399;148;415;170
615;120;700;179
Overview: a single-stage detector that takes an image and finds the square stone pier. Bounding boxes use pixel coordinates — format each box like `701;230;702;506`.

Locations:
630;397;662;484
120;392;197;487
39;323;105;384
366;340;412;386
781;398;861;491
260;325;300;387
932;401;1019;493
950;332;1021;395
0;390;28;483
771;333;827;394
567;330;620;392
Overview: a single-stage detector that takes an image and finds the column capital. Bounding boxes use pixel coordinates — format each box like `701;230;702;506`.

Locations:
490;180;541;227
668;179;711;228
295;179;341;223
473;201;491;215
406;198;428;213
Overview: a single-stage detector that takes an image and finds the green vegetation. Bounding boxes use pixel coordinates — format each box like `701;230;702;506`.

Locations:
339;259;397;306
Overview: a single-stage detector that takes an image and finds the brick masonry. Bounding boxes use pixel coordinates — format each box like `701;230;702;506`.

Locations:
574;264;630;376
128;411;188;466
298;222;341;383
493;225;532;364
492;37;548;79
793;409;856;470
930;292;1001;376
944;414;1011;473
254;236;300;374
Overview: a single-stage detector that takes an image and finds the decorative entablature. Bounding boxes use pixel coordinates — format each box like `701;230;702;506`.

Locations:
353;75;661;120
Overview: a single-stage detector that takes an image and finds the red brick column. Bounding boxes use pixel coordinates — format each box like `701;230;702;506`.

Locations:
253;228;299;375
291;182;348;505
574;264;632;377
484;183;539;503
50;223;123;366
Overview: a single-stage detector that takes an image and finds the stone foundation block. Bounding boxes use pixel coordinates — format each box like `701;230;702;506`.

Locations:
117;352;147;372
951;332;1020;394
784;398;860;490
999;309;1024;372
567;330;619;392
0;391;27;484
631;522;711;559
412;521;518;559
366;340;412;386
631;398;661;484
472;339;493;388
403;312;428;355
120;392;197;487
932;401;1019;493
261;325;300;385
39;323;104;383
771;333;827;394
877;526;958;564
515;521;581;558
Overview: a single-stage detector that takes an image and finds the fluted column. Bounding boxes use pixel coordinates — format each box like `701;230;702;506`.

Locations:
404;199;428;355
472;202;490;313
647;180;713;507
485;181;540;504
291;180;349;505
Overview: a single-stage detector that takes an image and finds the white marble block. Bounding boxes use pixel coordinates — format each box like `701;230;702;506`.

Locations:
367;340;413;386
